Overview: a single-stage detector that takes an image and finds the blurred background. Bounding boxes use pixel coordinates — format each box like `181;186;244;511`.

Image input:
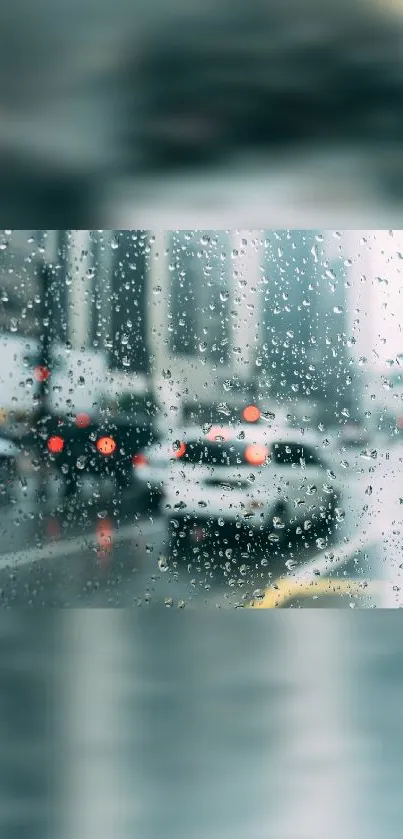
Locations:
1;0;403;224
1;1;403;834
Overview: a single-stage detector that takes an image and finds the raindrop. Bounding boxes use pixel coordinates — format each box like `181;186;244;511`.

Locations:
220;290;229;303
316;538;326;549
360;449;377;460
333;306;343;314
162;369;171;379
158;555;169;572
285;558;297;571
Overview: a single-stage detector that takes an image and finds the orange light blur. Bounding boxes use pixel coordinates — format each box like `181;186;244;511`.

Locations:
47;435;64;454
34;365;50;383
242;405;261;423
132;453;149;467
96;520;114;567
173;441;187;459
96;436;117;456
244;444;269;466
397;417;403;430
206;426;232;442
46;517;62;540
75;412;91;428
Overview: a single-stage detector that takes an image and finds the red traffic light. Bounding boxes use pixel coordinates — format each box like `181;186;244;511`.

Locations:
47;435;64;454
34;365;50;383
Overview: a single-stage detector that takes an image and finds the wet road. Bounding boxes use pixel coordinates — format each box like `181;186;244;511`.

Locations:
1;438;402;607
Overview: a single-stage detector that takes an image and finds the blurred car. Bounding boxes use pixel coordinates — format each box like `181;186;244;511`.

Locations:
339;422;370;448
32;391;161;498
149;424;341;546
132;440;175;512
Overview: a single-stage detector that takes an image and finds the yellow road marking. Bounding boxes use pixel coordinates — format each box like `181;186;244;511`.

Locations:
250;577;385;609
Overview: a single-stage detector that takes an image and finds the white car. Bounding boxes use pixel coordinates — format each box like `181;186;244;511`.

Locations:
134;425;342;543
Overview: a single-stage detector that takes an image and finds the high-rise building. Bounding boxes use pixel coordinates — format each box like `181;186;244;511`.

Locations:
259;229;322;401
108;230;150;374
168;230;231;365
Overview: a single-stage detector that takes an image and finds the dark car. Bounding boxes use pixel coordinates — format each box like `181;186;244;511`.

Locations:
29;392;161;497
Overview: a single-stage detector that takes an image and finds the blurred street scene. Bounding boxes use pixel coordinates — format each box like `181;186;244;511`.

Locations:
0;229;401;608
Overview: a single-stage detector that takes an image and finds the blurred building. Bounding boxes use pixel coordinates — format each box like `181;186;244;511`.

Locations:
259;230;321;400
0;229;377;424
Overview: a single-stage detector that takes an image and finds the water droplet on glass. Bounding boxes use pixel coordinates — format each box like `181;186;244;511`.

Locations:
360;449;377;460
285;558;297;571
158;555;169;572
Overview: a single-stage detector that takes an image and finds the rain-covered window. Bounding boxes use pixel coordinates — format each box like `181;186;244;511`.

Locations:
169;230;230;363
